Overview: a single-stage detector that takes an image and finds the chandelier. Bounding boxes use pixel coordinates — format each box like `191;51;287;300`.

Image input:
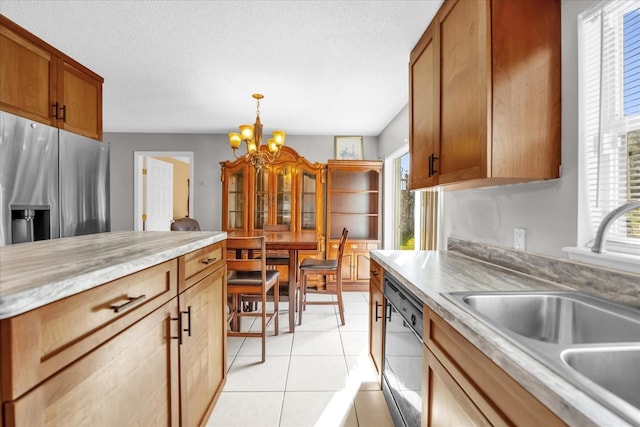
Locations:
228;93;286;170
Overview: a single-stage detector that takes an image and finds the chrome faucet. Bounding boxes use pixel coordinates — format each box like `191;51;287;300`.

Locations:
591;200;640;254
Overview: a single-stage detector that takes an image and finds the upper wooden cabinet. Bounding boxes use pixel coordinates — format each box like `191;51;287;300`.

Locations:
220;146;325;234
0;15;103;141
409;21;439;190
409;0;561;190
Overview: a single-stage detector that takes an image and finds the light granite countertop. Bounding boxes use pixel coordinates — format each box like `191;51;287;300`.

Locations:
0;230;226;319
371;246;639;427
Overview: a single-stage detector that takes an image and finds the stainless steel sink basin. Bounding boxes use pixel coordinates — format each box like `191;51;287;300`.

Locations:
444;291;640;425
460;293;640;344
562;346;640;410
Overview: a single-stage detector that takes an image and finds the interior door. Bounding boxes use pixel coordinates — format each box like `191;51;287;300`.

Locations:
144;157;173;231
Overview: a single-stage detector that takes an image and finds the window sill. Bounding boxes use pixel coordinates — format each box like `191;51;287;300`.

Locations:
563;247;640;275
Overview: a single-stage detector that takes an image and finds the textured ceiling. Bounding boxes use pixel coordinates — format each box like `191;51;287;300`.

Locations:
1;1;442;136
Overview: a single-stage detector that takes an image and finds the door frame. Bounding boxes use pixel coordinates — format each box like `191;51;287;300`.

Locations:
134;151;194;231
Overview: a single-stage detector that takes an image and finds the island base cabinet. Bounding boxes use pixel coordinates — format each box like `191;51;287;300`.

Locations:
179;266;227;427
4;299;180;427
422;306;565;426
368;260;384;386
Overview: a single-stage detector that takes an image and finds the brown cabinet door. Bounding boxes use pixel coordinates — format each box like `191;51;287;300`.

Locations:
0;20;56;126
438;0;489;185
5;300;180;427
271;163;295;227
409;20;439;190
355;252;371;282
179;266;227;427
423;346;491;427
221;162;250;231
58;60;103;140
369;283;385;382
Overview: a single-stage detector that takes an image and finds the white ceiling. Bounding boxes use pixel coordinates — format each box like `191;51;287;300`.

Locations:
1;1;442;136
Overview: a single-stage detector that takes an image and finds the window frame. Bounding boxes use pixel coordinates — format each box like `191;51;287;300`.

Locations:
577;0;640;256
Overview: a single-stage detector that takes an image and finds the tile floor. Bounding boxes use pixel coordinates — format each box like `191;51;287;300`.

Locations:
206;291;395;427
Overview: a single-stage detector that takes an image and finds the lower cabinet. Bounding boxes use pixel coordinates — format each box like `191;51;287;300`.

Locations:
368;261;384;385
328;240;378;291
4;299;180;426
178;265;227;427
422;306;564;426
0;241;227;427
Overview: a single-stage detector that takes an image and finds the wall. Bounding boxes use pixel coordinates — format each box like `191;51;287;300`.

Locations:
377;0;598;258
106;133;378;231
378;106;408;159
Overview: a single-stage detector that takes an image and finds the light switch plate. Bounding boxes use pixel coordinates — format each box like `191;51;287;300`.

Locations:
514;228;527;251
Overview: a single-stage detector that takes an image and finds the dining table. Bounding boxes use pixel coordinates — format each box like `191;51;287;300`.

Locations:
226;230;322;332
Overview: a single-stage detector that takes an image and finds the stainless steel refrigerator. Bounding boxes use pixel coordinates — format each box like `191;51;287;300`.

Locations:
0;110;110;246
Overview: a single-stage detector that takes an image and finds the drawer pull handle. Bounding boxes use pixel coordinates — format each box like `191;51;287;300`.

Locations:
171;306;192;345
375;301;383;321
111;295;146;313
201;257;217;265
183;306;192;337
171;315;183;345
350;244;358;249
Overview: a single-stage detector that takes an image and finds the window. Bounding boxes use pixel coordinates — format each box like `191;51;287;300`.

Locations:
383;145;423;250
394;152;414;249
580;1;640;254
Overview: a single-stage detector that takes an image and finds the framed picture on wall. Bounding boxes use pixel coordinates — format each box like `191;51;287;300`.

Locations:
334;136;364;160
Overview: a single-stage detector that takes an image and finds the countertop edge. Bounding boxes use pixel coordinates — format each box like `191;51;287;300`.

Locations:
371;249;632;427
0;231;226;319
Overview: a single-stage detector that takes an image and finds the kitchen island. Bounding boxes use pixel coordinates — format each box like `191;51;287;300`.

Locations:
371;238;639;427
0;230;227;427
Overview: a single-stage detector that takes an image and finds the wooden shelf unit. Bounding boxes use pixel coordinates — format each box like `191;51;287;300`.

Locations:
326;160;382;291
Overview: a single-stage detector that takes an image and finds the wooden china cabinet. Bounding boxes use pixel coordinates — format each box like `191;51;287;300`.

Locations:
220;146;325;233
220;146;326;281
326;160;382;292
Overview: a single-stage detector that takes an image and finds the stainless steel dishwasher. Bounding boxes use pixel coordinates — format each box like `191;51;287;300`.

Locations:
382;274;423;427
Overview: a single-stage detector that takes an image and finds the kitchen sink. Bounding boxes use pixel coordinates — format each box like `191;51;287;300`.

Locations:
562;346;640;409
459;293;640;344
444;290;640;425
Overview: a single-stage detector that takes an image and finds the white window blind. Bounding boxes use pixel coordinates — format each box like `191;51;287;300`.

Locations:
580;0;640;253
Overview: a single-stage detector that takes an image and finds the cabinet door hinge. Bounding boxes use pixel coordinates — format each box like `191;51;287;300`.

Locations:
142;168;147;175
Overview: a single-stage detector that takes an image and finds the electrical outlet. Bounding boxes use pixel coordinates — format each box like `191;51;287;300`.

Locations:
514;228;527;251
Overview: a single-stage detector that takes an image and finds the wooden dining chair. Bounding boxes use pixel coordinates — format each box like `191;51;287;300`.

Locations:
243;223;291;313
297;227;348;326
263;223;291;269
227;236;279;363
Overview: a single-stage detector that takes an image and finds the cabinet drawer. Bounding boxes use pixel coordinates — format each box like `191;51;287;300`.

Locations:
349;242;364;251
369;261;384;291
182;241;225;291
0;259;178;401
329;240;373;252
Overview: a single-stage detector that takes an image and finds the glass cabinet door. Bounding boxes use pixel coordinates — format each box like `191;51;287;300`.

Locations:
300;170;317;230
227;168;245;230
274;165;293;226
254;168;269;230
